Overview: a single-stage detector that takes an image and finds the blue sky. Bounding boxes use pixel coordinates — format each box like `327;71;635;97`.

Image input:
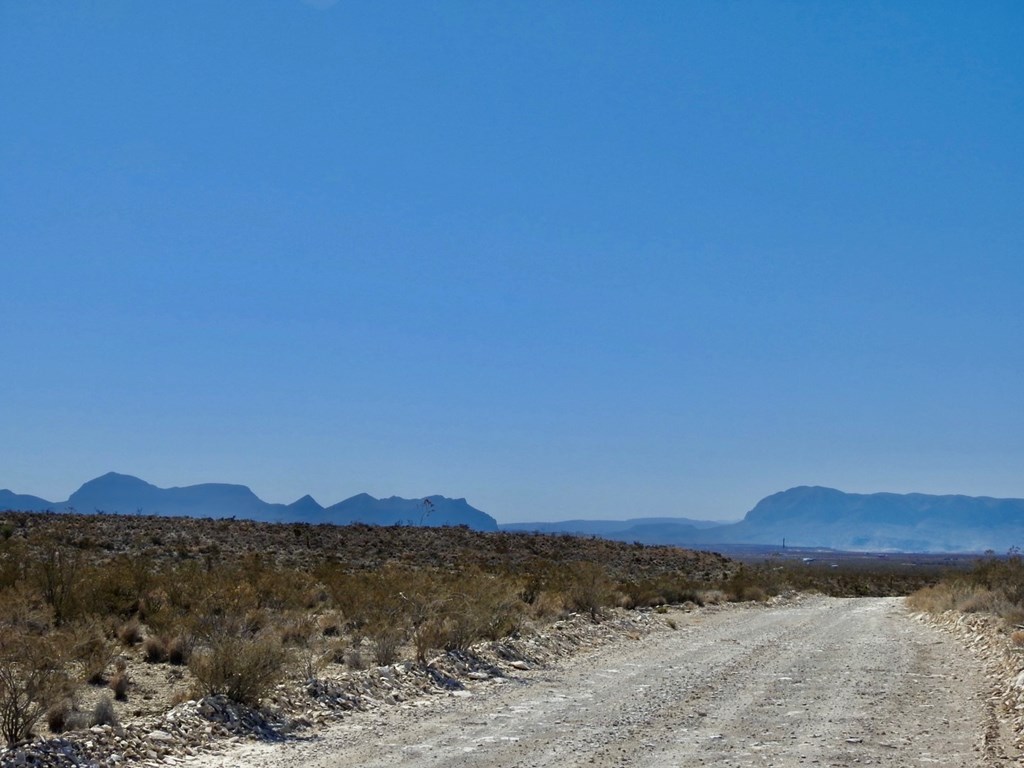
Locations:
2;1;1022;522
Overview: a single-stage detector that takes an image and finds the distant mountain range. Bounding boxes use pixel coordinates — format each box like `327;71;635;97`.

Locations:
0;472;497;531
716;485;1024;552
3;475;1023;552
501;486;1024;553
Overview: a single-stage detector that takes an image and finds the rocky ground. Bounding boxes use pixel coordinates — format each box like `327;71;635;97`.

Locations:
6;596;1022;768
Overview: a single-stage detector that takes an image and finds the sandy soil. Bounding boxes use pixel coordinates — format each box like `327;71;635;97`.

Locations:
186;597;1005;767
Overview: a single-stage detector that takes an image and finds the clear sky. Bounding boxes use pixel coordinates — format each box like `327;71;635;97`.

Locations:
2;2;1022;523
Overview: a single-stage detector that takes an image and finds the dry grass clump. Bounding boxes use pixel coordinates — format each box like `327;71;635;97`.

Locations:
904;583;960;613
957;588;1008;614
906;553;1024;626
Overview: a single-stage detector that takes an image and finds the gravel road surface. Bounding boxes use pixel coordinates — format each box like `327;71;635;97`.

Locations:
191;597;998;767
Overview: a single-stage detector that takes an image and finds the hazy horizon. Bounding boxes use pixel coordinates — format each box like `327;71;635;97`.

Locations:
3;3;1021;525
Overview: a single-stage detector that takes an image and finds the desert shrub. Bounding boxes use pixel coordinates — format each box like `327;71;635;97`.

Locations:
278;615;316;648
298;645;331;681
367;624;404;666
618;584;663;610
46;700;69;733
394;578;444;664
116;619;142;646
439;571;525;651
248;559;318;613
142;636;167;663
79;555;155;619
411;618;444;664
135;588;176;636
738;585;769;603
724;566;774;602
317;612;342;638
167;635;192;666
1001;604;1024;626
905;583;959;613
92;695;118;727
64;708;92;731
906;553;1024;624
0;582;51;634
660;582;704;606
516;561;555;605
343;647;368;670
527;589;566;621
564;562;614;621
698;589;728;605
109;671;129;701
0;630;69;746
293;631;333;680
48;701;92;734
72;627;114;685
970;553;1024;602
188;633;288;706
0;539;28;590
619;577;705;609
958;588;1006;614
31;542;83;627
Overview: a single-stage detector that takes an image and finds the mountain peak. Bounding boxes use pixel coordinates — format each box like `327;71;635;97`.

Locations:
86;471;153;487
288;494;323;512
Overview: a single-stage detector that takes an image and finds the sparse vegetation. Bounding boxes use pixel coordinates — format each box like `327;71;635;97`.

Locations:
907;551;1024;625
0;507;740;747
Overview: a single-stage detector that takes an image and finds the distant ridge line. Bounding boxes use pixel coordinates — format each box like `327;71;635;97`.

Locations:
0;472;497;531
4;477;1024;552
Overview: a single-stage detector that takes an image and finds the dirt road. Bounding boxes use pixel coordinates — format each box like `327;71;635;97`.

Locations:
192;597;1001;767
